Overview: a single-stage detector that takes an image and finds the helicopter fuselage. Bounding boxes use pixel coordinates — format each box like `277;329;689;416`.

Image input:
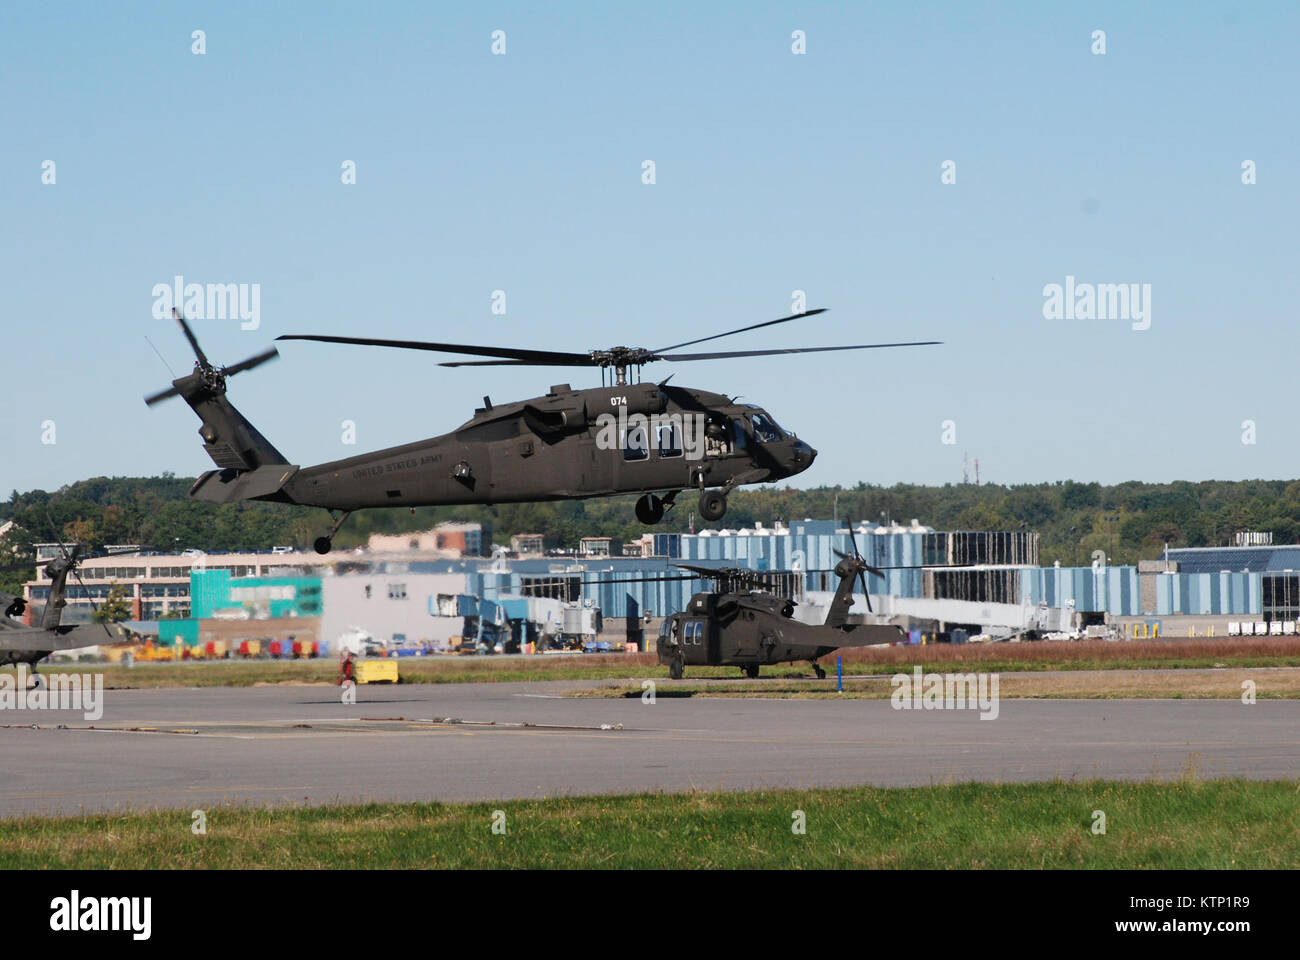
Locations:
195;380;816;513
655;588;903;676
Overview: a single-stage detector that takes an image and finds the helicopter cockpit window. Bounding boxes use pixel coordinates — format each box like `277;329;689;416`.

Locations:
622;425;649;461
657;423;683;458
749;412;786;443
659;620;671;638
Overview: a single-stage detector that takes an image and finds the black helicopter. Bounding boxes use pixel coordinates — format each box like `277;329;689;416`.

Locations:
146;308;938;553
0;543;127;685
597;532;904;678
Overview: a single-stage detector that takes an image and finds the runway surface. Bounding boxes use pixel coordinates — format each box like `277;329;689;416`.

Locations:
1;680;1298;816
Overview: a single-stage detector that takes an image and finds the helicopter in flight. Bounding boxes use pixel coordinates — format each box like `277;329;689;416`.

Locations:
595;530;904;678
145;308;938;553
0;543;127;685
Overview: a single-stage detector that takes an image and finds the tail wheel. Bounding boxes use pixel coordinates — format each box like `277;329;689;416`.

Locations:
744;664;759;679
698;490;727;522
668;657;684;680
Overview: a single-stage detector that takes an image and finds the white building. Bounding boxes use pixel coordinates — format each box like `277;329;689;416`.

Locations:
320;571;468;650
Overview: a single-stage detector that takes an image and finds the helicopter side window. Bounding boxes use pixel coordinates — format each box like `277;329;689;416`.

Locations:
657;423;683;458
704;419;732;457
749;413;785;443
621;425;649;461
732;420;749;452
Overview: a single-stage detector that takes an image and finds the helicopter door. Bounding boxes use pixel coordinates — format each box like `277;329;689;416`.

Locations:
613;420;651;492
681;619;707;665
700;618;719;665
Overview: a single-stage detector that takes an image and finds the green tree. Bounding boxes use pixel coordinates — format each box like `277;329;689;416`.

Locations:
93;583;131;623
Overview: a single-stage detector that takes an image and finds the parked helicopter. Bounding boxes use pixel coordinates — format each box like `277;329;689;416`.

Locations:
592;531;904;678
0;544;128;685
145;308;939;553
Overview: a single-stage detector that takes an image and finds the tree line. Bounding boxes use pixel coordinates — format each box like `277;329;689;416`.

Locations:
3;474;1296;595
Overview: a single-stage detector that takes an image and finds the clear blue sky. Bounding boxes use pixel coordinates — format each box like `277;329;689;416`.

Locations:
3;1;1297;496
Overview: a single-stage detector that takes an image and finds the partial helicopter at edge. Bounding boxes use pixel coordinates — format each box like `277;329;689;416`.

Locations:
0;542;134;685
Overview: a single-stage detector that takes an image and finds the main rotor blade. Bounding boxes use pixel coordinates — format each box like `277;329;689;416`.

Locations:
276;334;593;367
577;575;700;586
657;341;942;362
653;308;827;353
173;309;210;369
673;564;753;580
223;346;279;377
70;566;114;639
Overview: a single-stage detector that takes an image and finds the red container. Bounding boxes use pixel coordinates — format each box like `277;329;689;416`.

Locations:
205;641;216;656
292;640;304;658
269;640;282;658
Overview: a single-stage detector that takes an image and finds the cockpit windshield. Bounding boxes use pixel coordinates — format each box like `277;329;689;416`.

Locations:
749;412;786;443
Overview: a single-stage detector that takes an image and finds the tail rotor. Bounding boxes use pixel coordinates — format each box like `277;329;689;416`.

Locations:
833;518;886;613
145;309;278;406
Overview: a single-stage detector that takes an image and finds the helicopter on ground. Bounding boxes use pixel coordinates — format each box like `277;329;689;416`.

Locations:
0;544;127;686
594;530;904;679
145;308;938;553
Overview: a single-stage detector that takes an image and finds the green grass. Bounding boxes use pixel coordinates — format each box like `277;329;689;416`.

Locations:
2;779;1297;868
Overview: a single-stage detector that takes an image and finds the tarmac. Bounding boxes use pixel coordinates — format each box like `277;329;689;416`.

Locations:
1;680;1298;816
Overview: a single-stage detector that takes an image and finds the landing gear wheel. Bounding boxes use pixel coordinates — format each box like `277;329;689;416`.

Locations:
698;490;727;522
314;537;332;555
635;494;665;525
744;664;760;679
668;657;684;680
812;663;826;680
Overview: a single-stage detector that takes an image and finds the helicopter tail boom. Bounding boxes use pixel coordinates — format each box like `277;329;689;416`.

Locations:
146;310;298;503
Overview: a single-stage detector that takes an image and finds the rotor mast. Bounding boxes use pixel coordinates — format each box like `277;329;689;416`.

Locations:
590;347;649;386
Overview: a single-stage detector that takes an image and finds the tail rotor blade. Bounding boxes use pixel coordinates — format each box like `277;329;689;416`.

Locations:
224;346;279;377
858;569;872;614
144;385;182;406
173;308;210;368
